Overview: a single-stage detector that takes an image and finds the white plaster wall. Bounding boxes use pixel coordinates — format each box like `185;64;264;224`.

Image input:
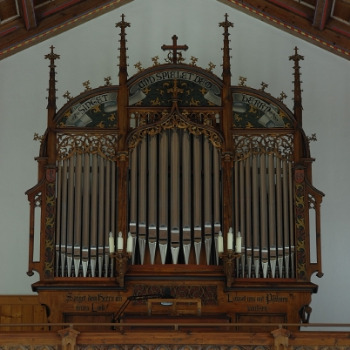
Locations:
0;0;349;327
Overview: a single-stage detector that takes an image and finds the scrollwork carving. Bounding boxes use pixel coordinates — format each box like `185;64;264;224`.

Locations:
234;134;294;160
128;110;223;150
57;133;119;161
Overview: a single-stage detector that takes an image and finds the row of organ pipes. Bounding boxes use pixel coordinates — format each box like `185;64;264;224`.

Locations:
54;129;295;279
128;130;221;266
55;136;119;278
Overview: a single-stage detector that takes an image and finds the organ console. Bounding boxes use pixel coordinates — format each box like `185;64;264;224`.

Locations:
26;13;324;331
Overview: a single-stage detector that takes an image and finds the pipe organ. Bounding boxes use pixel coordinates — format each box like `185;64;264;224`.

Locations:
26;14;324;331
233;134;295;279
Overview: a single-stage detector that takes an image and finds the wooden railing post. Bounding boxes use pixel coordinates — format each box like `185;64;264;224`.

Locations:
58;326;80;350
271;327;291;350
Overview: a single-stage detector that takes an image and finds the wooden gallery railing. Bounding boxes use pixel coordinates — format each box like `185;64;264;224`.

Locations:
1;322;350;350
1;296;350;349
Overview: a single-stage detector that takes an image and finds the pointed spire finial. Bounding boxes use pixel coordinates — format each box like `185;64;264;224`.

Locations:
219;14;233;85
45;45;60;62
219;13;234;31
116;13;130;30
289;46;304;63
116;14;130;85
289;46;304;127
45;45;60;112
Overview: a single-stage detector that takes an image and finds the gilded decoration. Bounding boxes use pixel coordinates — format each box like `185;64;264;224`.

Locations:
128;110;223;150
232;92;292;129
44;182;55;279
295;182;307;280
234;134;294;161
129;74;221;108
57;92;118;128
57;133;119;162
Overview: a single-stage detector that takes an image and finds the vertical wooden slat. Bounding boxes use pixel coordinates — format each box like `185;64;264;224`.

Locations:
1;305;11;332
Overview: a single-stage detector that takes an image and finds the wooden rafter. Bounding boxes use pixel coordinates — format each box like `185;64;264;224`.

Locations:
0;0;349;60
220;0;350;59
0;0;133;60
313;0;332;30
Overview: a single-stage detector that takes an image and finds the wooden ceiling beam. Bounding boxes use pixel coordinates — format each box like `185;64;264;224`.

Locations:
1;0;349;60
220;0;350;59
0;0;133;60
20;0;37;30
313;0;332;30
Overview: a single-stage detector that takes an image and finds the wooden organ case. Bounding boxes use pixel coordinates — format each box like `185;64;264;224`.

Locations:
26;14;324;331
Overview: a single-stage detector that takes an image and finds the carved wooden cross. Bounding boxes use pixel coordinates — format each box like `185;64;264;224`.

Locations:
219;13;233;31
45;45;60;64
161;35;188;64
116;13;130;30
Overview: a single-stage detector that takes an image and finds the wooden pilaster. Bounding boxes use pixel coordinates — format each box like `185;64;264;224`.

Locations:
116;15;130;240
289;47;304;164
219;14;234;246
